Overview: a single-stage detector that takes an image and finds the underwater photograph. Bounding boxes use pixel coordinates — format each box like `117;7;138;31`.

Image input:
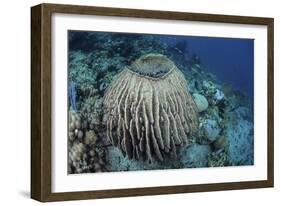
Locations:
67;30;254;174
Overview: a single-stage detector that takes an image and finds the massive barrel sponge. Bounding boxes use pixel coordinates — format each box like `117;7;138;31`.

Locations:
103;54;199;162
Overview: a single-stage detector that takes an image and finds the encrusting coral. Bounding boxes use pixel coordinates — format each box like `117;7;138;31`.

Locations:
103;53;199;162
68;110;106;173
68;110;83;141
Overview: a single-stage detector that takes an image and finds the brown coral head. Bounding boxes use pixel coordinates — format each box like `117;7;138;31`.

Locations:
103;53;199;162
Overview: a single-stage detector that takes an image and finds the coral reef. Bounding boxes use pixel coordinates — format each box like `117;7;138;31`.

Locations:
106;142;211;171
68;110;83;142
68;110;107;173
103;54;199;162
193;93;209;112
226;107;254;165
67;31;254;173
213;135;229;150
180;144;211;168
69;81;77;110
213;89;225;103
208;149;228;167
80;96;104;129
201;119;221;142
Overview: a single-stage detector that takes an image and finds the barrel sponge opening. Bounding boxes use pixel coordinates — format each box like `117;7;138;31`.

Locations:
129;53;174;78
103;54;199;162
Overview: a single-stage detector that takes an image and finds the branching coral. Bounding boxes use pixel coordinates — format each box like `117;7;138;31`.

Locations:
103;54;199;162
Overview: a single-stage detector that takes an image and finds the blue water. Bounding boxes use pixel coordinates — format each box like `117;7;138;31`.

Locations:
158;35;254;98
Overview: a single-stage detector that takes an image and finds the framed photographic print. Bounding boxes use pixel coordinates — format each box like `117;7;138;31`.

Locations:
31;3;274;202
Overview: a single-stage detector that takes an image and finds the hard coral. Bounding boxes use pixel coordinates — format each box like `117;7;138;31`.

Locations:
193;93;209;112
103;54;199;162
